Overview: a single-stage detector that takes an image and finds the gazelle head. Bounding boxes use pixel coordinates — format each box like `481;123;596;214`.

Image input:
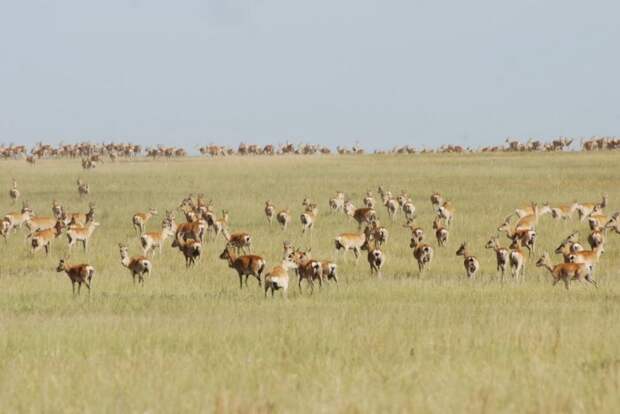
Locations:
455;242;468;257
535;252;551;268
56;259;68;273
484;236;498;250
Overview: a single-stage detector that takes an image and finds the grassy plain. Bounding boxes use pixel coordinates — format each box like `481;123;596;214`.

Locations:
1;152;619;413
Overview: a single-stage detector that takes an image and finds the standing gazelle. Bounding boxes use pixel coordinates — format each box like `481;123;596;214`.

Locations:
536;252;597;290
9;179;19;204
456;242;480;278
132;208;158;235
485;236;509;279
56;259;95;296
119;244;152;285
264;201;275;224
66;221;100;252
140;223;174;256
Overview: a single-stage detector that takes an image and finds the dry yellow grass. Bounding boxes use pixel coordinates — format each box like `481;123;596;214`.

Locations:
1;152;619;413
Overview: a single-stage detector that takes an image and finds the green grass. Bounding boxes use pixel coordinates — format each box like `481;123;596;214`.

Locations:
1;152;619;413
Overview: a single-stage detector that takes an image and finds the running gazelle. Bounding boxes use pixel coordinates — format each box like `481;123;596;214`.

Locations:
456;242;480;278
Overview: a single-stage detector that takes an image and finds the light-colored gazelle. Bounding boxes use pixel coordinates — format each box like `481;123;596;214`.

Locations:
56;259;95;296
404;218;425;244
9;178;19;204
515;202;551;218
433;217;449;247
437;201;455;226
212;210;229;238
508;239;526;280
485;236;509;279
264;254;298;298
276;209;291;230
140;222;174;256
66;221;100;252
430;192;444;211
4;202;33;233
76;179;89;198
219;244;266;289
363;191;375;209
334;232;367;262
536;252;597;290
119;244;152;285
551;202;579;220
132;208;158;235
456;242;480;278
328;191;345;213
514;202;540;232
264;201;275;224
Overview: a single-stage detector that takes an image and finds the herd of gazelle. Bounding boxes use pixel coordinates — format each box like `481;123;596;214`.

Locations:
3;177;619;295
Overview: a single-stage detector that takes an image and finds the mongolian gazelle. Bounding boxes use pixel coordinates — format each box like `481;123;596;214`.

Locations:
30;220;64;255
264;254;298;298
300;204;318;234
222;228;252;254
433;217;449;247
171;235;202;268
485;236;509;279
140;222;175;256
366;241;385;277
56;259;95;296
66;221;100;252
276;209;291;230
328;191;345;213
132;208;158;235
437;201;455;226
536;252;597;290
9;178;19;204
119;244;152;285
334;232;367;263
577;193;608;222
264;201;275;225
4;202;33;233
455;242;480;279
410;236;434;274
219;244;266;289
551;202;579;220
76;179;89;198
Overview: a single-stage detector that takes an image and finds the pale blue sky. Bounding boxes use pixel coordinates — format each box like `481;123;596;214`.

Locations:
1;1;619;149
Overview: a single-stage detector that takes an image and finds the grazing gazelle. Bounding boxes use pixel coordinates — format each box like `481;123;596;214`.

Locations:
76;179;89;198
9;179;19;204
577;193;608;222
119;244;152;285
334;232;367;262
171;235;202;268
276;209;291;230
140;223;174;256
132;208;158;235
410;236;434;274
456;242;480;278
66;221;100;252
432;217;449;247
30;220;64;255
222;228;252;254
536;252;597;290
219;244;266;289
56;259;95;296
437;201;455;225
264;201;275;224
485;236;509;279
264;254;298;298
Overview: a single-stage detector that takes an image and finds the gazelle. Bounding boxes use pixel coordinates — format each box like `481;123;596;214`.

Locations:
508;239;526;280
76;179;89;198
402;198;416;222
293;249;324;294
264;255;298;298
328;191;345;213
404;219;425;244
320;260;338;284
515;202;551;218
430;192;444;211
363;191;375;209
219;244;266;289
119;244;152;285
383;196;399;222
433;217;449;246
56;259;95;296
276;209;291;230
30;220;64;255
456;242;480;278
364;220;389;247
212;210;229;238
587;208;610;230
1;218;10;242
366;242;385;277
334;232;367;262
353;207;376;229
25;214;59;234
4;202;33;232
140;223;174;256
67;203;96;227
514;203;540;232
497;218;536;255
66;221;100;252
577;193;608;221
410;237;434;274
132;208;158;235
536;252;597;290
222;228;252;254
551;202;579;220
300;206;317;234
485;236;509;279
9;179;19;204
171;235;202;268
437;201;455;225
344;200;356;218
555;238;604;270
264;201;275;224
175;219;206;244
587;227;605;250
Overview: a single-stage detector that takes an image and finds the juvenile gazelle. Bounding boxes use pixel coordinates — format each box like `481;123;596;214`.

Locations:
433;217;449;247
140;222;174;256
119;244;152;285
219;244;266;289
264;254;298;298
30;220;64;255
132;208;158;235
76;179;89;198
264;201;275;224
536;252;597;290
276;209;291;230
56;259;95;296
456;242;480;279
9;178;19;204
66;221;100;252
222;228;252;254
485;236;509;279
410;236;434;274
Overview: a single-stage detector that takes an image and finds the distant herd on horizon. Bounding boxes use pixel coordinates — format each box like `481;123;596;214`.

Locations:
2;174;620;296
1;136;620;164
